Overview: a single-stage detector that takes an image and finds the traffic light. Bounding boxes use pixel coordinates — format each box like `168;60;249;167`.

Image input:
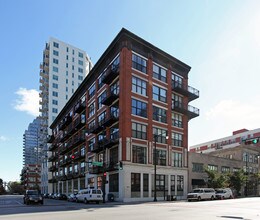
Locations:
103;172;107;177
244;138;259;145
71;155;75;160
119;161;123;170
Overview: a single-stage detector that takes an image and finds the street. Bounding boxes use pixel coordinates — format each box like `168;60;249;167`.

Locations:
1;195;260;220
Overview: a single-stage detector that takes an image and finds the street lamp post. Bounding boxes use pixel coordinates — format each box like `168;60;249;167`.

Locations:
154;135;157;202
245;152;248;197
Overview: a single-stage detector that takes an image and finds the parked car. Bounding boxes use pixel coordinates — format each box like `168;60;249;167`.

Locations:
43;193;49;198
215;188;233;200
187;188;215;202
56;193;67;200
76;188;103;204
23;190;44;205
67;193;77;202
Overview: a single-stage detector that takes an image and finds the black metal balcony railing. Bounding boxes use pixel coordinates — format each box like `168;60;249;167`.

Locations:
74;101;86;114
48;143;58;151
172;81;199;102
102;64;120;84
49;165;58;172
74;116;86;130
172;101;199;120
88;166;103;174
88;121;105;134
104;132;119;149
73;133;85;146
101;92;119;106
47;135;55;143
102;111;119;128
48;154;58;162
59;115;72;130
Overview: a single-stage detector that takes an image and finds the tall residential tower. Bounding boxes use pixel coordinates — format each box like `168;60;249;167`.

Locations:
39;37;93;193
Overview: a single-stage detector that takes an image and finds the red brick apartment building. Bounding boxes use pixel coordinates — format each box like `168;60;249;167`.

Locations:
48;28;199;202
21;164;41;190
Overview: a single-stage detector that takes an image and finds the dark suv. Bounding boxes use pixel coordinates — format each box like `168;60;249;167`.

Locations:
23;190;44;205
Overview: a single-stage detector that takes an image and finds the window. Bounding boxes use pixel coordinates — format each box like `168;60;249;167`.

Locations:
66;47;69;52
171;175;175;192
78;60;83;65
88;102;95;117
72;81;74;86
172;72;183;84
208;164;218;171
132;122;147;140
88;120;95;130
192;163;204;172
53;50;59;56
52;108;58;113
72;57;74;62
131;173;140;192
52;83;58;89
155;149;166;166
153;106;167;123
132;145;147;164
66;63;68;68
98;72;105;89
78;67;83;73
172;152;182;167
172;93;182;109
52;100;58;105
53;42;59;48
131;99;147;118
153;85;167;102
80;146;85;156
97;92;106;109
177;175;184;195
53;58;58;64
52;91;58;97
72;73;74;78
172;132;183;147
172;113;183;128
143;174;149;195
132;76;147;96
132;54;147;73
72;88;74;93
153;64;167;83
221;166;230;173
53;75;58;81
98;111;106;124
153;127;168;144
155;175;166;191
53;66;58;72
88;137;95;152
66;55;69;60
109;173;119;192
111;80;119;95
88;84;95;99
78;52;83;58
72;65;74;70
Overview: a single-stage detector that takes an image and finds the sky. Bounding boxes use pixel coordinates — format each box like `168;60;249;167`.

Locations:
0;0;259;182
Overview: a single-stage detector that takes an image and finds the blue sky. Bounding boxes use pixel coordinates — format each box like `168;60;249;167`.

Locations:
0;0;259;182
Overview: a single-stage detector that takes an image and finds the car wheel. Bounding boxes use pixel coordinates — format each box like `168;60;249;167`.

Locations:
197;196;201;201
188;199;191;202
84;198;88;204
211;196;214;200
229;195;233;199
96;201;99;204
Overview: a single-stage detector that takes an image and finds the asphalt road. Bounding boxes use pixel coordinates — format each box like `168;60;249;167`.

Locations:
1;195;260;220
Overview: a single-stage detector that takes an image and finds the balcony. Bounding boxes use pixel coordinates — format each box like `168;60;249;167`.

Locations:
74;101;86;114
102;64;120;84
67;173;73;180
88;122;105;134
48;177;58;183
172;101;200;120
73;133;85;146
89;166;103;174
74;116;86;130
101;92;119;106
47;135;55;143
49;165;58;172
48;143;58;151
90;141;104;153
102;112;119;128
60;115;72;130
103;132;119;149
48;154;58;162
172;81;199;102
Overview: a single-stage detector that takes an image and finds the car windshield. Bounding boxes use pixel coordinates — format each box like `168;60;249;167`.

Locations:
27;191;39;195
192;189;202;193
216;190;224;193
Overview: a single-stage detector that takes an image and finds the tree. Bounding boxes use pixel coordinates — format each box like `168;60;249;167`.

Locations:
0;178;6;195
204;168;228;189
7;181;25;195
227;170;246;197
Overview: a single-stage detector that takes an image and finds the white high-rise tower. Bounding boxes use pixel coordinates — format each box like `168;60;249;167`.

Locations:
39;37;92;193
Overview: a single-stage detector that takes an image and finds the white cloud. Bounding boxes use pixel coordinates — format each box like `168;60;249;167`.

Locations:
0;136;8;141
13;88;39;117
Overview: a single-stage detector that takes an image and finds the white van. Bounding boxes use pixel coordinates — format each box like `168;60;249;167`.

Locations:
187;188;215;201
76;188;103;204
215;188;233;199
